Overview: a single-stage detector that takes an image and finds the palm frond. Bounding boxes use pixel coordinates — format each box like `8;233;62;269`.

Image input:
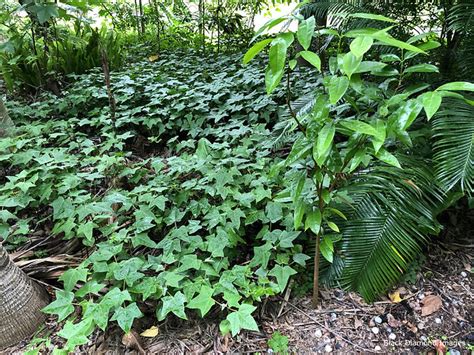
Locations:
432;98;474;193
320;157;443;301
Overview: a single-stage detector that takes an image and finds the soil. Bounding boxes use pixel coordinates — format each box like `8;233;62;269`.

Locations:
2;240;473;354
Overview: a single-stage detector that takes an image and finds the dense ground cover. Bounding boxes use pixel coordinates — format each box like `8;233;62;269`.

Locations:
1;52;324;351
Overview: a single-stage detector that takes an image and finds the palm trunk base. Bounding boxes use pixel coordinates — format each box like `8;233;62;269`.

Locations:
0;246;50;349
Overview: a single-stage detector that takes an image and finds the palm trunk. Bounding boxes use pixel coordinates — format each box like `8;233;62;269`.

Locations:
0;244;50;349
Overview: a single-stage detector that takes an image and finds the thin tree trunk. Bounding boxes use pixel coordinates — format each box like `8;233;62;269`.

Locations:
0;99;14;137
139;0;145;34
134;0;141;35
101;47;117;128
0;244;50;349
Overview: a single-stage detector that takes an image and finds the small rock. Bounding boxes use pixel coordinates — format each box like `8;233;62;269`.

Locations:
324;345;332;353
420;335;428;342
315;329;323;338
386;326;392;333
389;333;397;340
449;349;461;355
435;318;442;324
418;293;425;300
418;322;425;330
372;327;380;335
330;313;337;321
374;345;382;351
374;316;383;324
461;271;467;278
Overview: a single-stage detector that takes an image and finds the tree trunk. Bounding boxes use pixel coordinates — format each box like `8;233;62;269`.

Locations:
0;244;50;349
0;98;15;137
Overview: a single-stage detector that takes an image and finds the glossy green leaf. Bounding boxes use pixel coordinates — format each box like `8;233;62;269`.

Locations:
436;82;474;92
419;91;442;120
350;36;373;57
340;120;378;136
315;123;335;166
243;38;273;64
300;51;321;71
327;76;349;104
404;64;439;73
350;12;396;23
297;16;315;50
327;221;340;233
343;52;362;78
376;148;401;168
305;209;322;234
320;236;334;263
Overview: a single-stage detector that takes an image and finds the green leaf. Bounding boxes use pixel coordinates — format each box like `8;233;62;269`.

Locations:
327;221;340;233
266;201;283;223
30;4;59;24
373;32;426;54
42;290;75;322
327;76;349;104
158;291;187;321
350;12;396;23
404;64;439;73
132;233;158;248
251;17;287;41
376;149;401;168
436;82;474;92
297;16;315;50
187;285;215;317
243;38;273;64
226;304;259;336
265;66;284;95
340;120;378;136
269;265;297;291
343;52;362;79
57;319;94;348
419;91;442;120
111;303;143;333
100;288;132;309
320;236;334;263
350;36;373;57
60;266;88;292
300;51;321;71
304;209;322;234
77;221;94;243
293;201;305;230
315;123;335;166
75;280;106;298
395;99;424;130
113;258;145;286
354;61;387;74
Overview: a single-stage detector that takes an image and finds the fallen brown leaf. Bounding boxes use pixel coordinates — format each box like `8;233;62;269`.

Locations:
421;295;443;316
122;330;146;354
354;318;363;329
387;313;402;328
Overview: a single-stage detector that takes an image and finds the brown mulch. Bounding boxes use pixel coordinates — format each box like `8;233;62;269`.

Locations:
3;242;473;354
